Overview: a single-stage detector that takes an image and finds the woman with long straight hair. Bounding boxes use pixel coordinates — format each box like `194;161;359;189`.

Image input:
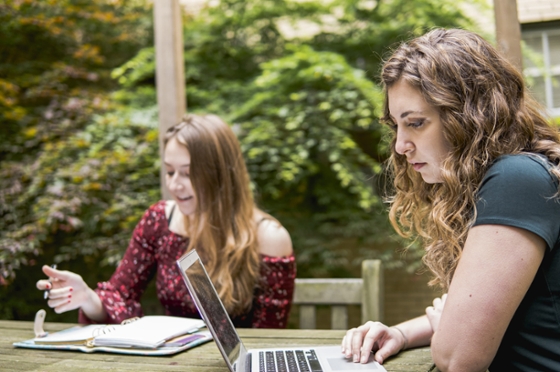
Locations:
37;114;296;328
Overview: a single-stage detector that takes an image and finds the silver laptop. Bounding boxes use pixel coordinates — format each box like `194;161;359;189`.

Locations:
177;250;386;372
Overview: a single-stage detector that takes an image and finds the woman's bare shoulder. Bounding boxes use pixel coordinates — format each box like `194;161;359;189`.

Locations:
254;211;293;257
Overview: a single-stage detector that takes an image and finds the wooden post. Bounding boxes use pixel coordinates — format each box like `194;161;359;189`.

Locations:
362;259;383;323
494;0;523;71
154;0;186;200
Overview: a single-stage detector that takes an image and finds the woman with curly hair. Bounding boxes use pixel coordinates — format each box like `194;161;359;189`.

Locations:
342;28;560;371
37;114;296;329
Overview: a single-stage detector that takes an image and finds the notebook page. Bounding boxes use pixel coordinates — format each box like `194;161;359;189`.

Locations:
93;316;205;349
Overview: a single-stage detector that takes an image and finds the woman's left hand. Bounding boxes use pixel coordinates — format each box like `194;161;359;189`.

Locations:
425;293;447;332
342;321;406;364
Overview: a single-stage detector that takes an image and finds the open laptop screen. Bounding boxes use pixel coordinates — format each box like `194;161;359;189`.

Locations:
177;250;243;368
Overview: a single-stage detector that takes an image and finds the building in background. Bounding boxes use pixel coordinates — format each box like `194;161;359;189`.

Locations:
519;0;560;117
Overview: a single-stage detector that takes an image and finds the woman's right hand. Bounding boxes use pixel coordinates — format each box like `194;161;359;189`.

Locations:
36;265;102;317
341;321;406;364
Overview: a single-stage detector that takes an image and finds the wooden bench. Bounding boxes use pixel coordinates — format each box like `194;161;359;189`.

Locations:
293;259;383;329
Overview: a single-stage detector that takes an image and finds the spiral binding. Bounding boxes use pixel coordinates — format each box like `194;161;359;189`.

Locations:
91;325;117;337
89;316;141;338
121;317;140;325
84;317;142;347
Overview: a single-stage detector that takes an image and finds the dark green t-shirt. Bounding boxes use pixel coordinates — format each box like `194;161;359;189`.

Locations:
473;154;560;371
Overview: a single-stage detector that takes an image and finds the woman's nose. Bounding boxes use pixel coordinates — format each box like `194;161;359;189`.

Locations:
395;130;414;155
168;174;183;191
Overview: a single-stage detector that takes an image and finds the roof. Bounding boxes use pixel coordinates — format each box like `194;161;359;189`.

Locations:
517;0;560;23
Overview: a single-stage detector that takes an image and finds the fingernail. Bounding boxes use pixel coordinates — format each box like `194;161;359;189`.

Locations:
69;288;73;292
46;283;50;289
68;300;71;303
353;354;359;362
68;295;72;298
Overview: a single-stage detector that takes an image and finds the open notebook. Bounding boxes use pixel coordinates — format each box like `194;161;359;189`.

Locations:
177;250;387;372
13;315;212;356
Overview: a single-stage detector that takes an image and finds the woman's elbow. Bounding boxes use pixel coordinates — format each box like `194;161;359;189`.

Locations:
431;335;492;372
432;355;490;372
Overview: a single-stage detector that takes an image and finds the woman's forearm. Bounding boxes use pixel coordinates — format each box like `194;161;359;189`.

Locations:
393;315;433;350
80;288;108;322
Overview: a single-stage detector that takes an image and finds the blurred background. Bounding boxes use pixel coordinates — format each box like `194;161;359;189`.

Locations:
1;0;559;328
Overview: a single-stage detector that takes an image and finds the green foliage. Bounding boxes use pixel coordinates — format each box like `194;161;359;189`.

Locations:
0;0;153;158
232;45;391;276
0;112;160;321
308;0;481;81
0;0;154;288
34;115;158;259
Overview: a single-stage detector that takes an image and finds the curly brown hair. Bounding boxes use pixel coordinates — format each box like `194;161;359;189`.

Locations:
381;28;560;289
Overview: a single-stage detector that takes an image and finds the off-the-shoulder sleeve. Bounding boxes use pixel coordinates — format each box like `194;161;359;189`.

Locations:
250;254;296;328
79;202;166;324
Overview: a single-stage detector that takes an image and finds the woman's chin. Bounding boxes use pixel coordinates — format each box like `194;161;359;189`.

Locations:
175;199;196;216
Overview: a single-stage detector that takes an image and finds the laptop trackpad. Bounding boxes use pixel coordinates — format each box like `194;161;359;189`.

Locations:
314;347;384;371
327;355;382;370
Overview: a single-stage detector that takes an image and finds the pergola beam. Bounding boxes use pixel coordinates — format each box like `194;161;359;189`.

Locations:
494;0;523;71
154;0;186;200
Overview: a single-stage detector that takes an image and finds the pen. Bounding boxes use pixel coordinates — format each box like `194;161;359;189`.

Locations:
44;264;57;300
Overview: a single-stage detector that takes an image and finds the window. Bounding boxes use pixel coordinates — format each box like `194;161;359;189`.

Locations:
522;25;560;117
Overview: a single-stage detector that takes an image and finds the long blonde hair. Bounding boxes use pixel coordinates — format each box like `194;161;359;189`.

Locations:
381;28;560;289
164;114;260;315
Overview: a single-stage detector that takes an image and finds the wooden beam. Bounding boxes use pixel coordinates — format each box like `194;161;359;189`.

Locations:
362;259;383;323
494;0;523;71
154;0;186;200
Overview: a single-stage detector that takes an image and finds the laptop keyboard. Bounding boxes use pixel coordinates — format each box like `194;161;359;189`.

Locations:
258;349;323;372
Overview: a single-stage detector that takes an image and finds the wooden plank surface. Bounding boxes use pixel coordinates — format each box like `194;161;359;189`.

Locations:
293;279;363;304
0;320;434;371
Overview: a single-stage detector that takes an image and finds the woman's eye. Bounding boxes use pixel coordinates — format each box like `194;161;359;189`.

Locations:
408;119;425;128
166;171;174;177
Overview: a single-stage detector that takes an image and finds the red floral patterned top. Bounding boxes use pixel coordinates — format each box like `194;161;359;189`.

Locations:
79;201;296;328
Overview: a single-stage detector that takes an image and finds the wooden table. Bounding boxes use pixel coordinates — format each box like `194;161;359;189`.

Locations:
0;320;434;371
